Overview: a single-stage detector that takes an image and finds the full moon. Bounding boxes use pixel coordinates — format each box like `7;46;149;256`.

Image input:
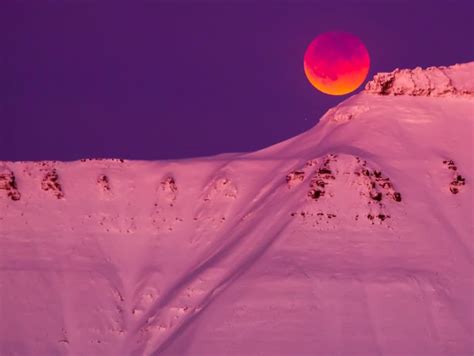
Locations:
304;32;370;95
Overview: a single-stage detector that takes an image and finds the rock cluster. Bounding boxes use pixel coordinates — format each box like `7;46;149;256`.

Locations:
443;160;466;194
286;154;403;226
364;63;474;97
285;170;305;189
41;169;64;199
354;158;402;203
0;169;21;201
97;174;111;192
353;158;402;224
307;155;337;201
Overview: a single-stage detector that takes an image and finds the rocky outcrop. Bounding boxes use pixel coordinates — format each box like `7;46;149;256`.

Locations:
286;170;305;189
0;169;21;201
160;176;178;206
97;174;111;192
364;62;474;97
41;169;64;199
307;155;337;201
287;154;403;227
354;158;402;203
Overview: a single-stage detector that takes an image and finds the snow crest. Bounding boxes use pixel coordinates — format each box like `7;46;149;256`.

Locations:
364;62;474;97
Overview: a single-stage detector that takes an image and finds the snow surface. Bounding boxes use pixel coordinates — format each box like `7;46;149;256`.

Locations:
1;63;473;355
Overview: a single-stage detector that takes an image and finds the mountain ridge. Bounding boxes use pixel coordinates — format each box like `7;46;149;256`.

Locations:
0;62;473;356
364;61;474;96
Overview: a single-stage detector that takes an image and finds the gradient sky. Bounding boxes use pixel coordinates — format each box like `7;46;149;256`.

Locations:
1;1;473;161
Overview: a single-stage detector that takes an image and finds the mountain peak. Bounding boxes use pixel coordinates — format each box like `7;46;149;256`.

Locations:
364;61;474;97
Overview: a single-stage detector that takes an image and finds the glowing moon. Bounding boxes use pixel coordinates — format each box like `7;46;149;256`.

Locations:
304;32;370;95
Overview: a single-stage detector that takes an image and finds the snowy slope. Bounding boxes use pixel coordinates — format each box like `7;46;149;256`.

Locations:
0;63;473;356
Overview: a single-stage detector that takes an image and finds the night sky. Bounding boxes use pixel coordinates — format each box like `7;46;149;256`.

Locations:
1;1;473;161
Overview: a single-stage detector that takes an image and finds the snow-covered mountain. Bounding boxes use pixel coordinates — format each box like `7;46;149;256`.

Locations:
1;63;473;356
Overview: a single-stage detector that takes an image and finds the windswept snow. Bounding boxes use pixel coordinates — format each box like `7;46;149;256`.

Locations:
364;62;474;97
0;63;473;355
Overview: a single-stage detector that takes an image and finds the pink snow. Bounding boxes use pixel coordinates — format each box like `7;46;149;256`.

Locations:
0;62;473;355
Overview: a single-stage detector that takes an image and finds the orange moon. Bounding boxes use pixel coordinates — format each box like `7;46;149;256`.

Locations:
304;32;370;95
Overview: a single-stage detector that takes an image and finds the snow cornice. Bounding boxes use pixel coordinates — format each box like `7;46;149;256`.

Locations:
364;62;474;97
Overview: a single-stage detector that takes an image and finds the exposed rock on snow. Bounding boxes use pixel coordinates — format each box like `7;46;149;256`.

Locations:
97;174;111;192
365;62;474;96
203;177;237;201
191;176;238;239
150;176;182;232
353;157;402;204
41;168;64;199
0;168;21;201
159;176;178;206
288;154;403;227
307;154;337;201
285;170;305;189
80;158;127;164
443;159;467;194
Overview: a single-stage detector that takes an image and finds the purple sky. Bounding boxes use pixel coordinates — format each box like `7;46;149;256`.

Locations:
1;2;473;161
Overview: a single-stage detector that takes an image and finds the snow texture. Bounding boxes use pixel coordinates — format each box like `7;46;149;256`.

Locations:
365;62;474;97
0;62;473;356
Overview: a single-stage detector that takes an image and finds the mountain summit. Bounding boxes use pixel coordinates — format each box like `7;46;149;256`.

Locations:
1;63;473;356
364;62;474;97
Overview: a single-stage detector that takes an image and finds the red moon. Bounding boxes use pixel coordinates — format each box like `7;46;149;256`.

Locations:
304;32;370;95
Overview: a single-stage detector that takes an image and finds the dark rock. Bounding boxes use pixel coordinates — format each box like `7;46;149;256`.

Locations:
0;170;21;201
371;192;383;201
393;192;402;202
41;169;64;199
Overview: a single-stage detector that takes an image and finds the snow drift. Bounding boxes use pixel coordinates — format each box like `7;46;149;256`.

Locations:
0;62;473;356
